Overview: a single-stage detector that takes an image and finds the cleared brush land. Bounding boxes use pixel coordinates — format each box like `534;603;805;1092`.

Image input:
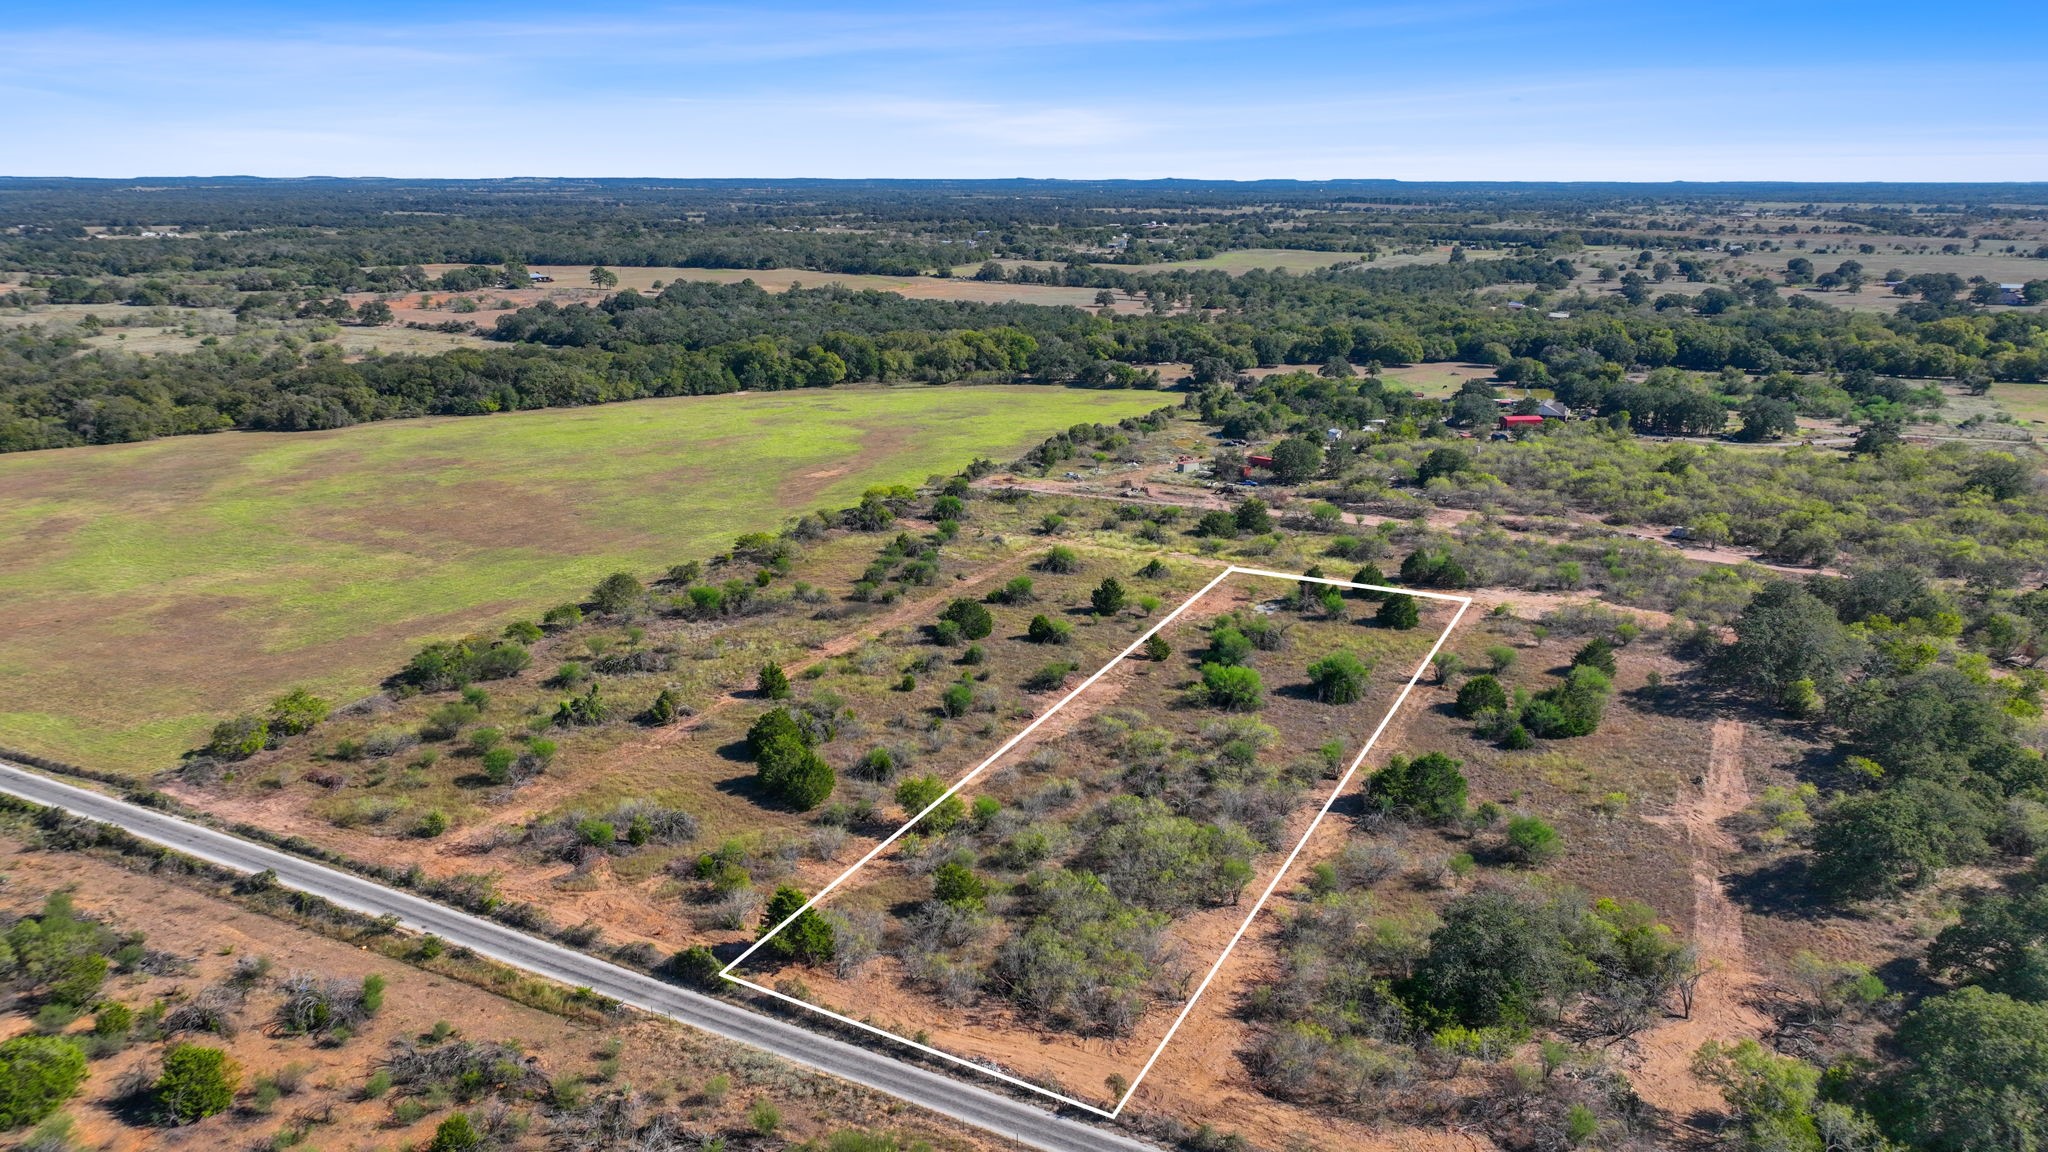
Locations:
0;385;1169;773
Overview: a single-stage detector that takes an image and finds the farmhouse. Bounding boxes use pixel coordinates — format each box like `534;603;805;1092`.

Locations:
1999;283;2026;305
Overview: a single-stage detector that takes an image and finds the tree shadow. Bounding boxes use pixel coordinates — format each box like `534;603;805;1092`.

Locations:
1724;855;1831;920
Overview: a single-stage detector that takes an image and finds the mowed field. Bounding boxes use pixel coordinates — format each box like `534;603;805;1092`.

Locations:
0;386;1171;774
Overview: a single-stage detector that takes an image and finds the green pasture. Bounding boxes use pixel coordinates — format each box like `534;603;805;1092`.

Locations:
0;385;1169;774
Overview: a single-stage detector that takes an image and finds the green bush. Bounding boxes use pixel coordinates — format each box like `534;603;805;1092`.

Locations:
896;775;965;832
940;681;975;718
755;730;835;811
1521;666;1610;738
939;598;994;640
988;576;1035;604
156;1043;240;1123
1200;663;1264;711
1027;615;1072;644
758;662;792;699
1024;662;1078;691
1456;674;1508;718
759;887;834;965
1504;815;1563;865
93;1002;134;1037
0;1036;87;1130
1570;637;1617;676
1038;546;1080;574
590;572;644;615
1368;752;1468;824
266;688;330;737
1207;624;1254;666
933;861;989;909
1307;651;1372;704
669;946;723;988
1194;509;1239;538
427;1112;484;1152
1091;577;1127;616
1376;593;1421;630
204;715;268;761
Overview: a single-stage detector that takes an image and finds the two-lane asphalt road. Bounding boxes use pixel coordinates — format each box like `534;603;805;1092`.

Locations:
0;761;1158;1152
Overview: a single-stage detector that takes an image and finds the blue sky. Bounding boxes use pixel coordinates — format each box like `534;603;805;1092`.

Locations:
5;1;2045;180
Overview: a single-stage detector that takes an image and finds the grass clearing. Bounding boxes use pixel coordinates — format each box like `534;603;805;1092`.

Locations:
0;385;1170;773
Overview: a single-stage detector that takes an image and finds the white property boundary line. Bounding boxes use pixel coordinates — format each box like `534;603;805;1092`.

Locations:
721;565;1472;1120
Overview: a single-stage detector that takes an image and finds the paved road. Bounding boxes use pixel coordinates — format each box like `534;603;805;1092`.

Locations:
0;761;1158;1152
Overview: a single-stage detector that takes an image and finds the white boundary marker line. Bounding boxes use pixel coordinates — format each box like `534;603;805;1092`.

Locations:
720;564;1472;1120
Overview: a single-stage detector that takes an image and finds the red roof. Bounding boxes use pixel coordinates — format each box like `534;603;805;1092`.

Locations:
1500;415;1544;426
1246;454;1275;466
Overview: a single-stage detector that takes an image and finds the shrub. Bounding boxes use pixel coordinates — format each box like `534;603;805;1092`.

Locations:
933;862;989;909
1038;546;1080;574
1207;625;1254;666
641;687;686;726
590;572;644;615
755;730;835;811
989;576;1035;604
1200;663;1264;711
204;715;268;761
1025;662;1079;692
1307;651;1372;704
1081;796;1256;911
0;1036;87;1130
1368;752;1468;824
427;1112;484;1152
853;747;897;780
94;1002;134;1037
421;701;479;741
1027;615;1072;644
1141;634;1172;662
156;1043;239;1123
759;887;834;965
1376;594;1421;629
749;1098;782;1136
551;683;610;727
896;775;965;832
669;946;723;988
1522;666;1610;738
940;681;975;718
1571;637;1617;676
1504;816;1563;865
542;603;582;629
1234;498;1273;534
1091;577;1128;616
502;619;543;643
939;599;994;640
266;689;330;737
1456;674;1508;718
1194;509;1239;538
758;662;792;700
